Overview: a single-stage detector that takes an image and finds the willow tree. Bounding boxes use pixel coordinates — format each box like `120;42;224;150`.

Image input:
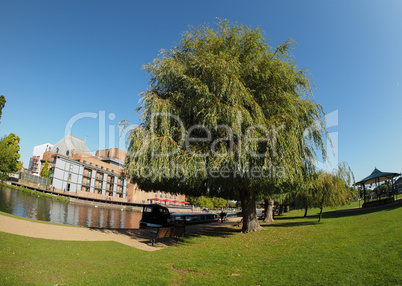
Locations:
311;162;356;222
124;20;327;232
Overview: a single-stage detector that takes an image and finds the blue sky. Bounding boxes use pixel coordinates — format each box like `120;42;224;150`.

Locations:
0;0;401;182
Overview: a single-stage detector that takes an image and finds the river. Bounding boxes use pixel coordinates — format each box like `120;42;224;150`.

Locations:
0;186;142;229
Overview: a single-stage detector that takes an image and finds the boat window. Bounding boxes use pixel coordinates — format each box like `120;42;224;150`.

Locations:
144;206;153;213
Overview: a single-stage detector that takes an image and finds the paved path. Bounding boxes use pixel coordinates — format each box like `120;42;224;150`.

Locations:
0;214;158;251
0;214;242;252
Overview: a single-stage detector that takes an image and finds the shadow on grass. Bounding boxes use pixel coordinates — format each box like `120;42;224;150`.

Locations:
319;202;401;220
261;221;318;228
273;201;401;223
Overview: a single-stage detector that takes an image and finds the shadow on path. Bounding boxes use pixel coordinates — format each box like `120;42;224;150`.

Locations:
87;220;242;247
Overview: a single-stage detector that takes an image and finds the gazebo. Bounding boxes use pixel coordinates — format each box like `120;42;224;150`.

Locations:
355;168;400;208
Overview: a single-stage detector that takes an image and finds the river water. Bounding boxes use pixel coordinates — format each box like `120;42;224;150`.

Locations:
0;186;142;229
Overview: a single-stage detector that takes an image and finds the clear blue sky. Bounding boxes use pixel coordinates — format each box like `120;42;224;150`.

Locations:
0;0;401;182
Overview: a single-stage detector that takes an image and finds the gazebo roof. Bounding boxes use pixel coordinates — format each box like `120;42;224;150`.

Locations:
355;168;400;185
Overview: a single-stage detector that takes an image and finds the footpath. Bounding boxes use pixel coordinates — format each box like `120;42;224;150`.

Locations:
0;213;241;252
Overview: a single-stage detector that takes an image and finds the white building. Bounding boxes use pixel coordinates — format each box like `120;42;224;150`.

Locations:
51;154;127;198
29;143;53;175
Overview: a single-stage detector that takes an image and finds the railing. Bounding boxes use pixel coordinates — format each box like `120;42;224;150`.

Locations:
20;172;51;186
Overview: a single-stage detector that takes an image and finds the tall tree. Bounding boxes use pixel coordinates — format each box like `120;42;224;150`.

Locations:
0;133;22;181
124;20;327;232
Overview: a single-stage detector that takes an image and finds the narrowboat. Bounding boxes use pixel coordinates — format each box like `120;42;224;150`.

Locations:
140;204;218;228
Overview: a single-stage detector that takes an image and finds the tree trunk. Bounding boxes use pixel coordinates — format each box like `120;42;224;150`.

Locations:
318;206;323;222
239;188;262;233
263;198;274;223
263;198;269;220
278;204;283;216
303;206;308;217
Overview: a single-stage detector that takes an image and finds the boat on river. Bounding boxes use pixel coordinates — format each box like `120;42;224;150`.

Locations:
139;204;218;228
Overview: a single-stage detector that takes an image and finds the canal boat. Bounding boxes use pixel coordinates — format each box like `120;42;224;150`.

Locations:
139;204;218;228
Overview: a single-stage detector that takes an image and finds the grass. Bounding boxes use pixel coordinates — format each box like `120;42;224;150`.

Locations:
0;202;401;285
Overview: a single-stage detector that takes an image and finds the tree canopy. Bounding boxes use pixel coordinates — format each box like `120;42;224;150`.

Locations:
0;133;22;180
124;20;328;232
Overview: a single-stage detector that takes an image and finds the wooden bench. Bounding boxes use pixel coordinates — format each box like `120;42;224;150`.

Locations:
151;225;185;247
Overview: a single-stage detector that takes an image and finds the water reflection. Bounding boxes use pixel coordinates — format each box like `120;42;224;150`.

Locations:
0;186;142;229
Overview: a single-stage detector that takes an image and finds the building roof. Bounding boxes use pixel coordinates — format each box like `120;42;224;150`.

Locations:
355;168;400;185
395;177;402;185
50;134;91;156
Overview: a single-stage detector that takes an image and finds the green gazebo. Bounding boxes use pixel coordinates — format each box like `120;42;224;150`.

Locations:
355;168;400;208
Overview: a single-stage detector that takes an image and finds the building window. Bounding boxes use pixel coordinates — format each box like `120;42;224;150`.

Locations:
83;160;86;164
89;162;92;166
56;147;59;153
101;166;103;169
66;150;69;156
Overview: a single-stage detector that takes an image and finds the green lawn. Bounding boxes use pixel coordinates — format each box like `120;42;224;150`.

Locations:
0;203;401;285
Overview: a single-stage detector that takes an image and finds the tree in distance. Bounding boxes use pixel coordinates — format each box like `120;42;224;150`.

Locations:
311;162;356;222
0;96;22;181
189;196;214;210
40;161;51;179
123;19;328;232
0;133;22;181
0;95;6;125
